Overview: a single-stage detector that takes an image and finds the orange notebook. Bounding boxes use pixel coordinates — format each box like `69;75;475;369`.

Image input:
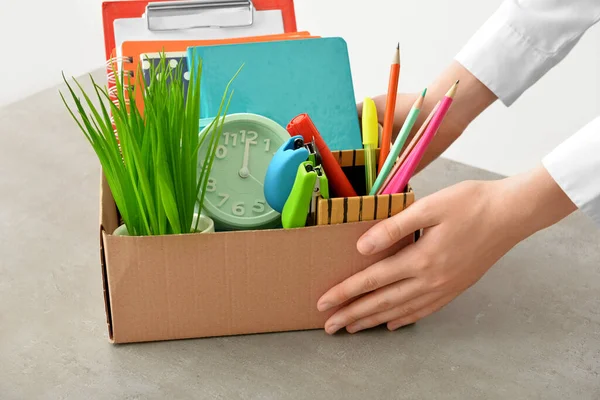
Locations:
117;32;317;115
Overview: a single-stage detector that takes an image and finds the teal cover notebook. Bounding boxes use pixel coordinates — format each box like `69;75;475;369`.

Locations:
187;38;362;151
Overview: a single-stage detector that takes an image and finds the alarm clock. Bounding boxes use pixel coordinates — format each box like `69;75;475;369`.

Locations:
198;113;291;231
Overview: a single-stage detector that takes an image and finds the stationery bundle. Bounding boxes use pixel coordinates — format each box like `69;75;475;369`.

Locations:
59;0;432;345
63;0;459;236
62;0;372;235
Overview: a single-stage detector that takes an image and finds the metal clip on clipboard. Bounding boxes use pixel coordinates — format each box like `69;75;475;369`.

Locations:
146;0;255;31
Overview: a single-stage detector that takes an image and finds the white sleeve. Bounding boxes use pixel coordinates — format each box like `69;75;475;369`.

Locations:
542;117;600;227
455;1;600;227
456;0;600;106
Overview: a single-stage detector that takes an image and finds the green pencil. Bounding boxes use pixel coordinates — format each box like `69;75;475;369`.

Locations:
370;88;427;195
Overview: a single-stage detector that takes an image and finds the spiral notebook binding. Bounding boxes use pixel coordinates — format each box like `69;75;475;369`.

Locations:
106;55;135;97
108;84;135;97
106;56;133;68
111;98;131;108
106;53;136;135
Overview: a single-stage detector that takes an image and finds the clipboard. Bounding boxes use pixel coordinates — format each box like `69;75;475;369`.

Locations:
102;0;298;60
114;8;286;61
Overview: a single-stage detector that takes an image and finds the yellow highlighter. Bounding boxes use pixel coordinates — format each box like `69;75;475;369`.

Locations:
362;98;379;194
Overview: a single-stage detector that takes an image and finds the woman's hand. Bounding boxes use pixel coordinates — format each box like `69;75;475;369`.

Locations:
317;165;577;334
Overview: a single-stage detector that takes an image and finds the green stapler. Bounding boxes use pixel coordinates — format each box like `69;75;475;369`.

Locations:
281;161;330;229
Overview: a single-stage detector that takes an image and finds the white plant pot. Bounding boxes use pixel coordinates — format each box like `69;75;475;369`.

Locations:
112;214;215;236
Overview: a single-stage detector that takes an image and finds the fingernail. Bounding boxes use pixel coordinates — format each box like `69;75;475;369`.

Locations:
326;324;340;334
347;323;361;334
317;301;333;312
357;236;375;254
388;323;402;331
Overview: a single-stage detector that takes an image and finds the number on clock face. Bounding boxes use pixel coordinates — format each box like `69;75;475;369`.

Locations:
224;132;238;147
217;193;230;207
208;181;270;218
207;178;217;192
240;130;258;144
216;145;228;160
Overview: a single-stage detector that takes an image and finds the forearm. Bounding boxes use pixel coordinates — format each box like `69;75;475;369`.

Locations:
494;165;577;241
370;61;496;173
414;61;497;172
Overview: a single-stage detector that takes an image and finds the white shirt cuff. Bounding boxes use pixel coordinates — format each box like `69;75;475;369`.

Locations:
542;117;600;227
455;2;561;106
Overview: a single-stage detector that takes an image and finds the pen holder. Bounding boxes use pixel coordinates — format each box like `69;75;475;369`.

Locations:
316;149;414;226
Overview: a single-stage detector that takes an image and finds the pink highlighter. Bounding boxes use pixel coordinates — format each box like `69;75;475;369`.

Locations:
382;81;459;195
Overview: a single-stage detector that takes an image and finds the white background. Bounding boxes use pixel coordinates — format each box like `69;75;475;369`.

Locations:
1;0;598;176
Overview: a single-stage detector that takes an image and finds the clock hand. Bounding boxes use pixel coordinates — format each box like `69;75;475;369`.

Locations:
246;172;264;187
239;139;256;179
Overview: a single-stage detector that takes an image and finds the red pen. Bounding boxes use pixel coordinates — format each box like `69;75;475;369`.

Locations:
287;114;358;198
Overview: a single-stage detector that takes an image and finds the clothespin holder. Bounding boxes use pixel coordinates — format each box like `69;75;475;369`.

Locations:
281;162;329;229
264;135;322;214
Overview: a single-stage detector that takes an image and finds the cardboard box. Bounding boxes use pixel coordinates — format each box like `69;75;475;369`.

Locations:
99;150;416;344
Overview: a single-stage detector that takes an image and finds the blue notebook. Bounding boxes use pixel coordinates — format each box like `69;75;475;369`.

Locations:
187;38;362;151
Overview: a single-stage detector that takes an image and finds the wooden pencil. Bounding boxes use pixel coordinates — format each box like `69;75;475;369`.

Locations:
377;100;441;194
377;44;401;173
382;81;459;194
370;88;427;195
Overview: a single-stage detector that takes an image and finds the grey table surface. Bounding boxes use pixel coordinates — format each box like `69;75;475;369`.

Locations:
1;69;599;400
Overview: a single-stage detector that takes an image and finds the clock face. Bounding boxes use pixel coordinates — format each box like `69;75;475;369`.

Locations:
198;114;290;230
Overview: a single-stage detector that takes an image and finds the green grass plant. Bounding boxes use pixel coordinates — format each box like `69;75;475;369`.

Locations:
61;53;241;236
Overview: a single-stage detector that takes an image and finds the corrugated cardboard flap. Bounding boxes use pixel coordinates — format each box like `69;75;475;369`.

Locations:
99;173;119;342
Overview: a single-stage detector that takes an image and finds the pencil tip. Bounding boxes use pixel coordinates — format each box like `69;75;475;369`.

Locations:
455;80;460;85
393;44;401;64
446;81;459;98
414;88;427;108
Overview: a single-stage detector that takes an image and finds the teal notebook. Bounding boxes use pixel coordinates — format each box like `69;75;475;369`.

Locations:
187;37;362;151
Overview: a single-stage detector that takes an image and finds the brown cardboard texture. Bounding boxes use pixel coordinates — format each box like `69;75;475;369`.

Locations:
99;150;415;344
